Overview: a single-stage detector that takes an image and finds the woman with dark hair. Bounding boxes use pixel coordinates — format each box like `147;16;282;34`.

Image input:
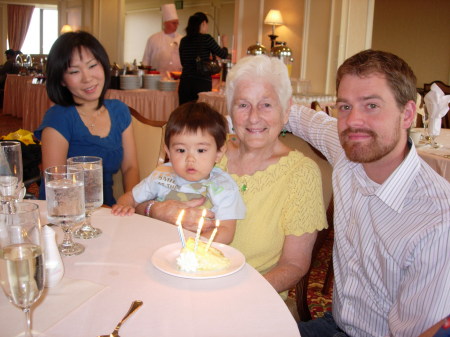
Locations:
178;12;228;105
35;31;139;206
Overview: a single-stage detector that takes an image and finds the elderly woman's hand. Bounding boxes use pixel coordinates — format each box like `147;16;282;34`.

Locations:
140;197;216;233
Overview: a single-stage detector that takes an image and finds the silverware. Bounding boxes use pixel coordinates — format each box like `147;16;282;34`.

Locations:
98;300;143;337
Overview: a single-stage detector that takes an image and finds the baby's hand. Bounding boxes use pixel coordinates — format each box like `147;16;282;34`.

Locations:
111;204;135;216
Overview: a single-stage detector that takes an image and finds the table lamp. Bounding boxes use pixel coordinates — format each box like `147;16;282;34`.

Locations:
60;25;73;34
264;9;284;50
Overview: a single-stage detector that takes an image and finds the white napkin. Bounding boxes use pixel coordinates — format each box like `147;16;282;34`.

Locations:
424;83;450;136
0;277;105;336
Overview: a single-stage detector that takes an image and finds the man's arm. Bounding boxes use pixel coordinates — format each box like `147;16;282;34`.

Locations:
286;104;341;165
390;227;450;337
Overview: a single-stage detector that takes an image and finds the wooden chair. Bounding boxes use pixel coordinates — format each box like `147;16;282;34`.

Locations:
311;101;323;111
279;133;334;321
112;107;166;200
423;81;450;129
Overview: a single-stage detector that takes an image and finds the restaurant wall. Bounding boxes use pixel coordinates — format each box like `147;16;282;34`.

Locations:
372;0;450;87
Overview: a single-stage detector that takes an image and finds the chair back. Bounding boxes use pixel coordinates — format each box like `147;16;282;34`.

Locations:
112;107;166;200
279;132;334;321
279;133;332;207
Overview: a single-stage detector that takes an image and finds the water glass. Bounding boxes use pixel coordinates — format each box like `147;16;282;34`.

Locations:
0;141;24;212
44;165;85;256
0;202;44;337
67;156;103;239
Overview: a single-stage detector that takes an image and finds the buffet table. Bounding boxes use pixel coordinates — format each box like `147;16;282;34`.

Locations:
0;200;300;337
3;74;34;118
106;89;178;122
3;74;179;132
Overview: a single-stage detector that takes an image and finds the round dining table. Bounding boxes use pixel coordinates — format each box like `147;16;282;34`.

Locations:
0;200;301;337
414;128;450;182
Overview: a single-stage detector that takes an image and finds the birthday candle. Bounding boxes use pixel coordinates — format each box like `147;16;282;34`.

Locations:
194;209;207;252
205;220;220;252
176;210;186;247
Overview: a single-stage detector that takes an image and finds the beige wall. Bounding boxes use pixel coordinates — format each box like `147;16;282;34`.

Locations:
372;0;450;87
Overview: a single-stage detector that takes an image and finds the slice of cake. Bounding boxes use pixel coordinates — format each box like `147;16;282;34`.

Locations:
176;237;231;272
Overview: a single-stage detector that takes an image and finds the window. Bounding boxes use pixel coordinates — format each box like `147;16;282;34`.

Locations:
21;7;58;54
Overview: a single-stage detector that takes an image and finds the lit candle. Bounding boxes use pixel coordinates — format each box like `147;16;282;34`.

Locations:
194;209;207;252
205;220;220;252
176;210;186;247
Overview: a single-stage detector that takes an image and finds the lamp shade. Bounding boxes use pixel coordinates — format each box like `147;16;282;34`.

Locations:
264;10;284;26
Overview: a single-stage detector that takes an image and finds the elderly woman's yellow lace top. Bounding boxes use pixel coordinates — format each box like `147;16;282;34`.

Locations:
217;149;327;296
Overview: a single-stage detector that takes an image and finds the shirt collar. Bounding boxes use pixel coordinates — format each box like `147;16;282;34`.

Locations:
348;140;421;213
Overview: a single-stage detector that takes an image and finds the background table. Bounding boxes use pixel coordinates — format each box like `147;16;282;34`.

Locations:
0;201;300;337
3;74;34;118
106;89;178;122
3;74;179;132
414;128;450;182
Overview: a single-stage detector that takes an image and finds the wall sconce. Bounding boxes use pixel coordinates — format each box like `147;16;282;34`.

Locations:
264;9;284;50
60;25;73;34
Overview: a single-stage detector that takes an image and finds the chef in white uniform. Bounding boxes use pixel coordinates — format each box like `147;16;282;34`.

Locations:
142;3;182;77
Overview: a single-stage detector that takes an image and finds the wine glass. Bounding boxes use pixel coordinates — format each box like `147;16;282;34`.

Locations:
67;156;103;239
0;202;44;337
422;105;431;144
44;165;85;256
0;141;24;213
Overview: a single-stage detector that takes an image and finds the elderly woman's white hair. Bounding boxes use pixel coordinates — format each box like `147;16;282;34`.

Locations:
225;55;292;113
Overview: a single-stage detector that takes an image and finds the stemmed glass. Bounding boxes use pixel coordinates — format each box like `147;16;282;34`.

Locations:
67;156;103;239
44;165;86;256
422;105;431;144
0;202;44;337
0;141;24;213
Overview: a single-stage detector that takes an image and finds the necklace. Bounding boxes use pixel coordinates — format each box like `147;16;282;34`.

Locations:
78;107;103;128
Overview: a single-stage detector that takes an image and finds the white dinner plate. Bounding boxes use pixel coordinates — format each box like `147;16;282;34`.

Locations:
151;242;246;279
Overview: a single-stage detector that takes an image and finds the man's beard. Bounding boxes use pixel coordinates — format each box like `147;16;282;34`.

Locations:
339;126;400;163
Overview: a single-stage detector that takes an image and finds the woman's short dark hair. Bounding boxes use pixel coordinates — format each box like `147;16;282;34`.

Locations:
46;31;111;109
185;12;208;36
165;102;227;150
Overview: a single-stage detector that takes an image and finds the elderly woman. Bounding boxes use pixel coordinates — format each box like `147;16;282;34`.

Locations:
137;55;327;297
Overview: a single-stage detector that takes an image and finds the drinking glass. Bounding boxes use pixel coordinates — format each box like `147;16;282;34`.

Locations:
422;106;431;143
67;156;103;239
0;141;24;213
0;202;44;337
44;165;85;256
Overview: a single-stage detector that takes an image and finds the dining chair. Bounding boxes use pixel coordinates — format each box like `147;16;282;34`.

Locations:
112;107;166;200
279;132;334;321
423;80;450;129
311;101;323;111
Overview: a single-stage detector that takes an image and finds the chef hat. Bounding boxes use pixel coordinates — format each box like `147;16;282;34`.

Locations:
162;4;178;22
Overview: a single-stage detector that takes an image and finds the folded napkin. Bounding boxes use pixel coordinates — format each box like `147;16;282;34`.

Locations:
0;277;105;336
424;83;450;136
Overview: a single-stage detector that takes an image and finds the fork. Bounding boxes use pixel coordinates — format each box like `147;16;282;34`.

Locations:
98;300;143;337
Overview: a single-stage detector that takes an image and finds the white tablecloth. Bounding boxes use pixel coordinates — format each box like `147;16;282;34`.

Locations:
414;128;450;182
0;201;300;337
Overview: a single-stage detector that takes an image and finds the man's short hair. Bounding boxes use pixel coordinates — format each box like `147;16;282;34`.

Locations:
336;49;417;109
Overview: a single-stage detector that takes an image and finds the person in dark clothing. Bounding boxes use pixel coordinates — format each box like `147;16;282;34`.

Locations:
178;12;228;105
0;49;19;89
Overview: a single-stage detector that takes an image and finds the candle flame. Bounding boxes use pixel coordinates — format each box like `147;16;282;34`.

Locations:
176;209;185;225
